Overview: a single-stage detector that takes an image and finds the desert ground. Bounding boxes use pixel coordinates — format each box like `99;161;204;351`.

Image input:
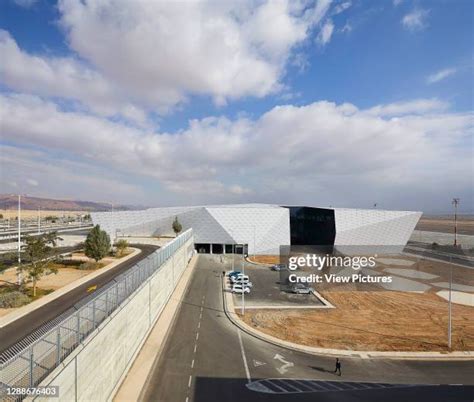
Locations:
240;290;474;352
0;209;85;220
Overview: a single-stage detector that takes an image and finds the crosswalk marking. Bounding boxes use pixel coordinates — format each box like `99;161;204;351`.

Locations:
247;378;418;394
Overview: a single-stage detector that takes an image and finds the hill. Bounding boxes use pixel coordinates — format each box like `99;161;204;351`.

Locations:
0;194;136;212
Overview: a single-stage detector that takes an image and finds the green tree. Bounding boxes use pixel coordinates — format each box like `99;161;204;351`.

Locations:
0;213;3;219
114;239;129;257
172;217;182;237
85;225;111;262
21;232;62;297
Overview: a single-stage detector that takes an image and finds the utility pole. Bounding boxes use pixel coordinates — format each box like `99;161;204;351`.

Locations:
452;198;460;247
17;195;22;286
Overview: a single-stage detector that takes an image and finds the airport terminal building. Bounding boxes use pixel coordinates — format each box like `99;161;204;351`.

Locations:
91;204;422;255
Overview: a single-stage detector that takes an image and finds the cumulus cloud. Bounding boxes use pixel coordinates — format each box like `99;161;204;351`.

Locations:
426;68;457;84
50;0;330;110
1;93;471;209
0;31;149;126
402;9;429;31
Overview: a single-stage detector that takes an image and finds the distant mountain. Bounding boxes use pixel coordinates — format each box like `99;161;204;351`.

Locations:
0;194;142;212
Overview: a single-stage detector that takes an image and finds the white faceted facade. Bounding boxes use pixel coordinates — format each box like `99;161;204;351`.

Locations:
334;209;422;246
91;204;291;255
91;204;421;255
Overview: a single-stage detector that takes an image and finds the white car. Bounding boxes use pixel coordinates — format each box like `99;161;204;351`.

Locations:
233;279;253;288
231;284;251;294
230;274;250;283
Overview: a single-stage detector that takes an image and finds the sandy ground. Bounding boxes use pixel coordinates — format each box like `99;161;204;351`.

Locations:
415;216;474;235
240;291;474;352
0;209;84;219
0;252;127;317
249;255;280;264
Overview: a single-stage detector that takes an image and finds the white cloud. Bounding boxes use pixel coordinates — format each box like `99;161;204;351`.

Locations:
1;93;471;210
402;9;429;31
0;31;148;126
316;20;335;45
426;68;457;84
393;0;403;6
365;99;449;117
0;1;336;119
41;0;330;111
332;1;351;15
27;179;39;186
12;0;37;8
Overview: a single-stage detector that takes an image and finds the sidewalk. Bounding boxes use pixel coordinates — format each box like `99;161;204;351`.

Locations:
113;254;198;402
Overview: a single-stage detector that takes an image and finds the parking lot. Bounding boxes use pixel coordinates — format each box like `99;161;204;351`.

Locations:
226;257;325;308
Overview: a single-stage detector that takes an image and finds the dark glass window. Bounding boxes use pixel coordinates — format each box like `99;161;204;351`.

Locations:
286;207;336;246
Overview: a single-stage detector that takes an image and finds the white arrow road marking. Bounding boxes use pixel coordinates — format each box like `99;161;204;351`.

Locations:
274;354;294;374
253;360;266;367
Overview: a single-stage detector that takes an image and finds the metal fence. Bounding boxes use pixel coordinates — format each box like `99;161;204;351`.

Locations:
0;229;193;399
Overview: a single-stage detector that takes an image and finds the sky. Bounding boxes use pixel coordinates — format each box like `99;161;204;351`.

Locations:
0;0;472;213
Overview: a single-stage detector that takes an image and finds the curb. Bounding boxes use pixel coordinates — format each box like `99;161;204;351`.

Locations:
0;248;141;328
221;275;474;361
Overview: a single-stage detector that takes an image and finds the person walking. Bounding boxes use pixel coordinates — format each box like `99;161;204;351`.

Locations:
334;358;341;376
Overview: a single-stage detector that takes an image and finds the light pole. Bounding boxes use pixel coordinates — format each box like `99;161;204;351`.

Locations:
37;207;41;235
448;257;453;349
17;194;22;286
452;198;460;247
253;225;256;261
241;244;245;316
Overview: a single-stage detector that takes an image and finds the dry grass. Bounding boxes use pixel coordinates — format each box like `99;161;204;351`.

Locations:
240;291;474;352
248;255;280;264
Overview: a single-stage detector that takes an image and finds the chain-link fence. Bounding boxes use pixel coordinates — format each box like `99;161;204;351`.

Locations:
0;229;193;400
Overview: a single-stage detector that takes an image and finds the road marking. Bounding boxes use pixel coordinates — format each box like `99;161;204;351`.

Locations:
197;321;201;329
237;329;251;383
253;360;266;367
193;344;197;354
188;375;192;388
191;359;195;368
185;397;189;402
246;379;419;394
196;332;199;340
87;285;97;293
273;354;294;374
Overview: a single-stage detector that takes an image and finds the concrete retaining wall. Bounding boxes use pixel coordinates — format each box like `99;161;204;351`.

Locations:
32;236;194;402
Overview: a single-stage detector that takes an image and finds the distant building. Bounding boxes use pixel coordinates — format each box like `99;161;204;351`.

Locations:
91;204;421;255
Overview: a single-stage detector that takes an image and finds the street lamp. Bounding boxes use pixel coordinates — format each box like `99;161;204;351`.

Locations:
452;198;460;247
17;194;22;286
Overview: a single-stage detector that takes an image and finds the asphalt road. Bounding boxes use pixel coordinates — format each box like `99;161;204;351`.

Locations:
0;244;158;353
142;255;474;402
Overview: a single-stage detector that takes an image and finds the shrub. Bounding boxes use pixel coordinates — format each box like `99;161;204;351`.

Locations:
114;239;129;257
0;291;31;308
78;262;99;270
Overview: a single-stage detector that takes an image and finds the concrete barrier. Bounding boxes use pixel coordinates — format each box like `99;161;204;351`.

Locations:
31;235;194;402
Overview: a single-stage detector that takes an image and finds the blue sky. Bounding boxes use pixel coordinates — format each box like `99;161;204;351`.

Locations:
0;0;472;212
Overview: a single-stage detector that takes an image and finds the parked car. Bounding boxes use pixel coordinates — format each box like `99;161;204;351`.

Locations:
289;283;312;294
231;284;251;294
271;264;286;271
228;271;242;278
232;278;253;287
231;274;250;283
